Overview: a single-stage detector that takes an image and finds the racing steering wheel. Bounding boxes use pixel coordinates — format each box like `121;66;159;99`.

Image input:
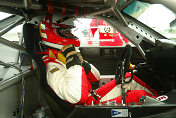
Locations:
115;44;132;85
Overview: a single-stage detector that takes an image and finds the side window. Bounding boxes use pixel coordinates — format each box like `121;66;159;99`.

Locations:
0;12;23;63
0;12;27;83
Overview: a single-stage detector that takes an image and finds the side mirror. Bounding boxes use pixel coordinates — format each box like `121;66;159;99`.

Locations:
170;18;176;28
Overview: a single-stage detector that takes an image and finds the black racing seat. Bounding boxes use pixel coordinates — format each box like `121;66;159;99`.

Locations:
23;23;74;118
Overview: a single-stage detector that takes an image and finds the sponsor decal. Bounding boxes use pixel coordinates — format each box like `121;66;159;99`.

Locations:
111;109;128;117
50;67;59;73
156;95;168;101
58;41;62;44
104;27;111;33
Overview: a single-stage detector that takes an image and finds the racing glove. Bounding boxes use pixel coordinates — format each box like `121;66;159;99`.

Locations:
61;44;81;69
77;52;100;82
77;53;91;74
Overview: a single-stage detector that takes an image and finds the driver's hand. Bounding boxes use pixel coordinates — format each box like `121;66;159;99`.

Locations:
77;53;91;74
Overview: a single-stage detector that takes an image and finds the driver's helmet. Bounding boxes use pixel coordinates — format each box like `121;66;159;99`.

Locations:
39;14;80;50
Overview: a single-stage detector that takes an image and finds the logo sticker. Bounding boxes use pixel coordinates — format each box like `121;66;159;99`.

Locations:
104;27;111;33
156;95;168;101
111;109;128;117
50;67;59;73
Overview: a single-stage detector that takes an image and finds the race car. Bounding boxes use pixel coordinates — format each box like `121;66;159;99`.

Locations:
0;0;176;118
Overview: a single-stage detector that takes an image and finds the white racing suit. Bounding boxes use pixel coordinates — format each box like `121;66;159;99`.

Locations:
43;51;158;105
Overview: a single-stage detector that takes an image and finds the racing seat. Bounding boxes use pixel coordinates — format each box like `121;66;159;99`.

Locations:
23;23;74;118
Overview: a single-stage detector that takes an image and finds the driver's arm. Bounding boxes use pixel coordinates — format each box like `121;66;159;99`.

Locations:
77;53;100;82
43;44;90;104
44;59;89;104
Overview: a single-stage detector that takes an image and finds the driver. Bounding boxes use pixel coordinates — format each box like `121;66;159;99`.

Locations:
39;14;158;105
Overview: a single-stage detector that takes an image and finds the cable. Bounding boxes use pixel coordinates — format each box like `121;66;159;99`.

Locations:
19;53;26;68
18;87;23;118
0;53;27;118
0;51;29;118
17;69;25;118
18;53;26;118
0;59;25;118
0;60;21;71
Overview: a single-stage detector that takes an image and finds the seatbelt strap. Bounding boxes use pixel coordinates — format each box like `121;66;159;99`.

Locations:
90;89;101;104
47;0;54;14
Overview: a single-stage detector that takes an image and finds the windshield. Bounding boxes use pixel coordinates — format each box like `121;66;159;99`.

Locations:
123;1;176;42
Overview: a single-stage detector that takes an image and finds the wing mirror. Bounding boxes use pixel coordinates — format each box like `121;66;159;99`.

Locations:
170;18;176;28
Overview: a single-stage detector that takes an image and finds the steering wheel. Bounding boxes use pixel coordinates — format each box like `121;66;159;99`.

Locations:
115;44;132;85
